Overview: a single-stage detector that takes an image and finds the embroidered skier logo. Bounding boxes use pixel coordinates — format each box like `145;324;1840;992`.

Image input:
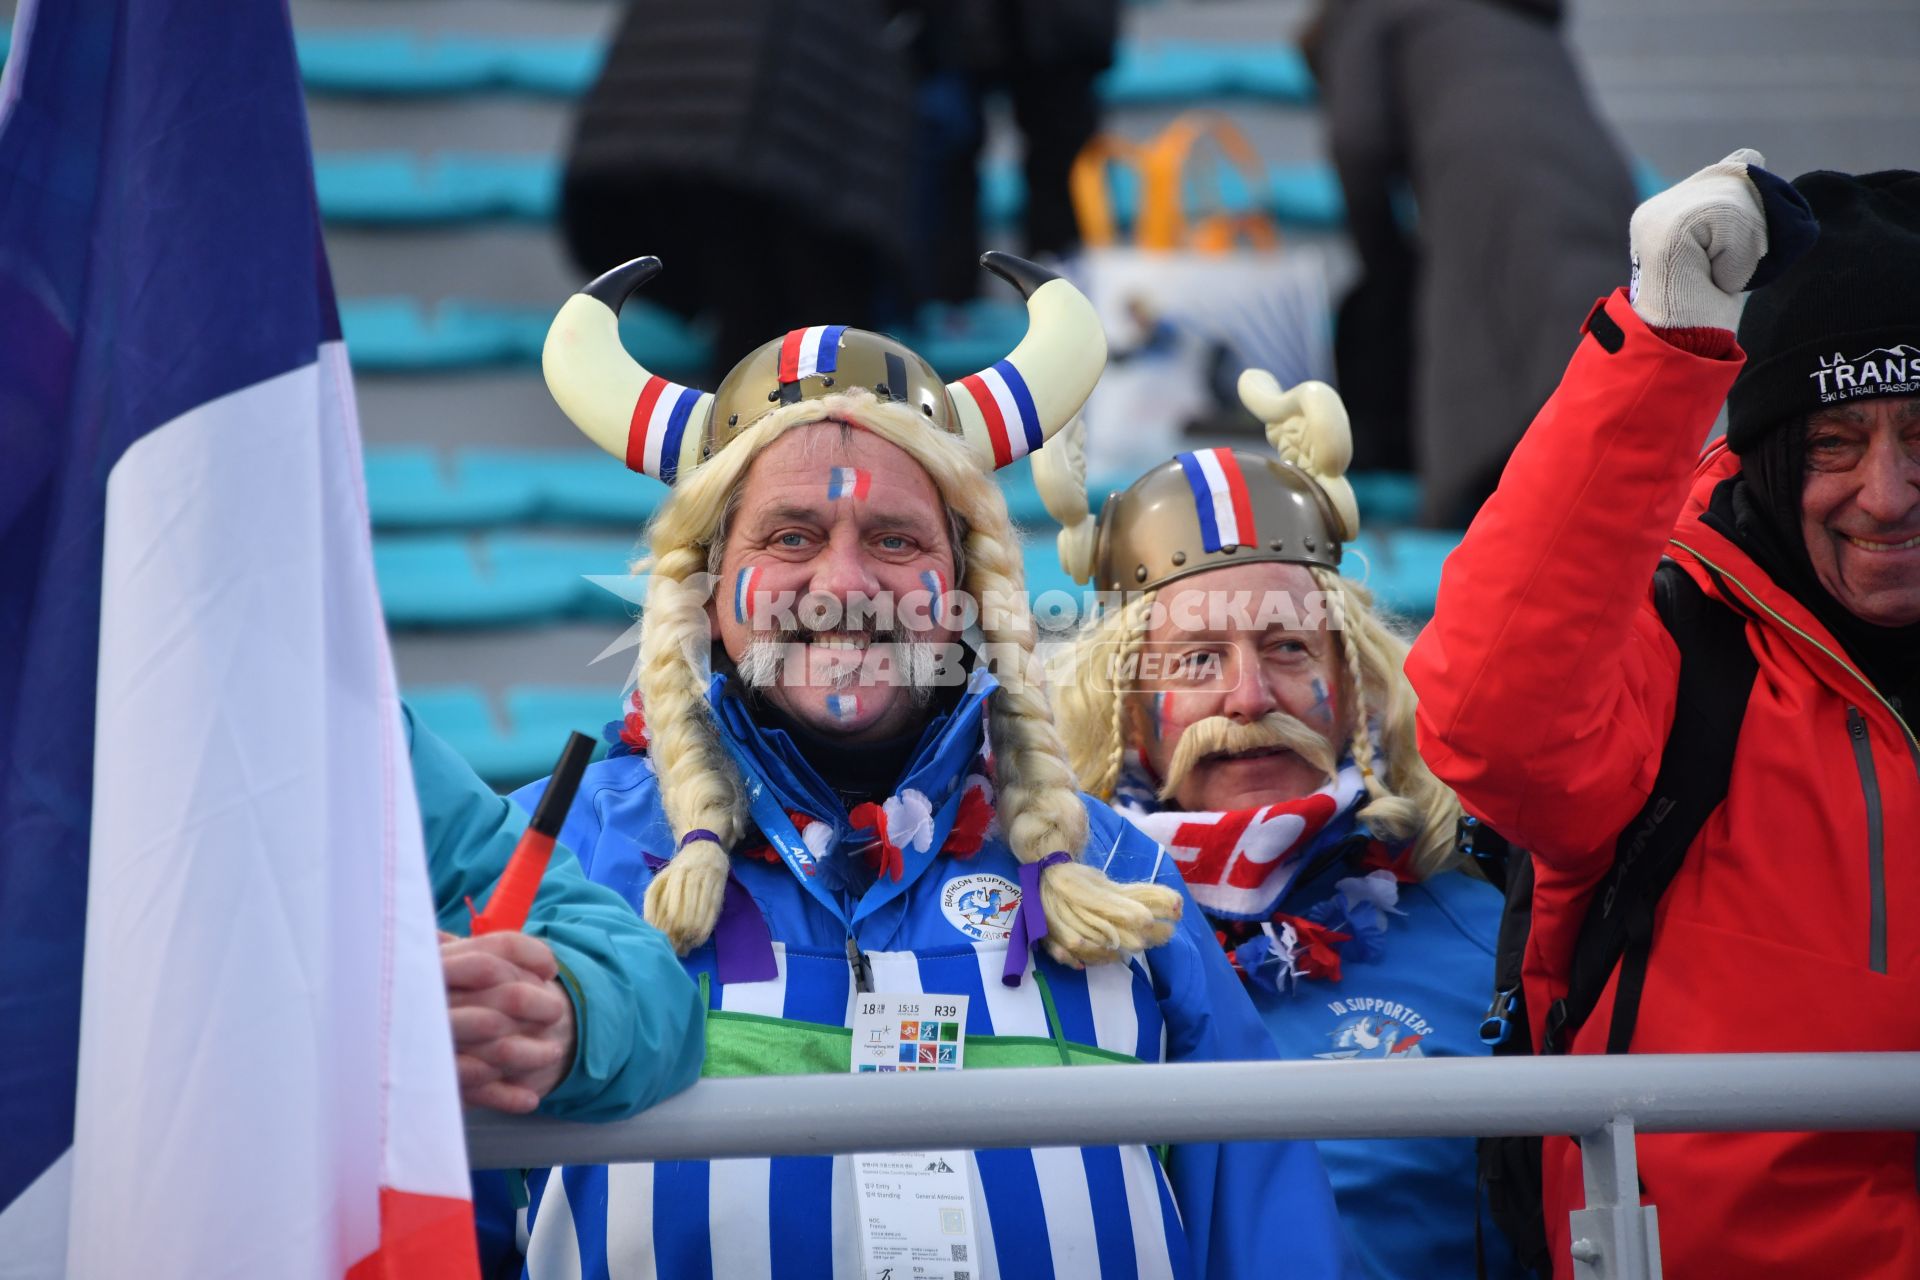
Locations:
1314;999;1434;1060
940;873;1020;940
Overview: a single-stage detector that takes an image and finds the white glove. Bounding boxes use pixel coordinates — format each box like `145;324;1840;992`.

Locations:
1628;149;1774;332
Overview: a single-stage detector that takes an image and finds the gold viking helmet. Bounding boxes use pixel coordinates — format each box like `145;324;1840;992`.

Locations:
1035;370;1362;592
541;252;1108;483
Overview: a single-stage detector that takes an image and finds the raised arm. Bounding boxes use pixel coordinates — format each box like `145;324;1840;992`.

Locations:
1405;151;1816;863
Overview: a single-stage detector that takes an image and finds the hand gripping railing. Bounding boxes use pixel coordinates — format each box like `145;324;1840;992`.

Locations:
468;1052;1920;1280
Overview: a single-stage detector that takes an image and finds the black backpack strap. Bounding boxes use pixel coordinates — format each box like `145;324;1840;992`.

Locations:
1542;559;1760;1056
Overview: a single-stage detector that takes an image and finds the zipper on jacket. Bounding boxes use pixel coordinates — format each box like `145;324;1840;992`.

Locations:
1846;707;1888;975
846;935;874;994
1669;538;1918;751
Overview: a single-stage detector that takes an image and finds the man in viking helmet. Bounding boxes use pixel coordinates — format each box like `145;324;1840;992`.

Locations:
507;254;1349;1279
1046;373;1513;1277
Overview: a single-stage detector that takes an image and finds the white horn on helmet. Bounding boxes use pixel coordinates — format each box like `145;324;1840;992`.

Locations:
945;252;1107;472
542;256;714;485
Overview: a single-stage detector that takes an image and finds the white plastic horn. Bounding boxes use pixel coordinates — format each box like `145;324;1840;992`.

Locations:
542;257;714;485
945;253;1108;473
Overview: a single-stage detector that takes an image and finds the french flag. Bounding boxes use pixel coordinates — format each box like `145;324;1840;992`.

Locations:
827;466;872;501
734;566;761;626
777;325;849;385
1177;448;1259;552
957;360;1045;468
826;693;862;720
626;375;703;484
0;2;475;1276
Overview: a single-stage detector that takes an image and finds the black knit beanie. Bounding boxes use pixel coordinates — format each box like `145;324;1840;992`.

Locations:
1727;169;1920;453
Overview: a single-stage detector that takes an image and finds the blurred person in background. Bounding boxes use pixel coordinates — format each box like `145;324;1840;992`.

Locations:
1046;378;1515;1277
1303;0;1637;526
506;252;1351;1278
1408;152;1920;1277
558;0;914;383
897;0;1118;308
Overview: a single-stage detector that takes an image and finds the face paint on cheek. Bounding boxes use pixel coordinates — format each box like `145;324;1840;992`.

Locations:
919;569;945;622
733;565;760;626
1151;690;1169;742
1309;677;1334;727
826;467;872;501
826;692;861;720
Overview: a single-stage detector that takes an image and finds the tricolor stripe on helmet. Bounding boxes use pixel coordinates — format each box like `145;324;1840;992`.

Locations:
777;325;848;385
626;376;704;484
957;360;1044;467
1177;448;1258;552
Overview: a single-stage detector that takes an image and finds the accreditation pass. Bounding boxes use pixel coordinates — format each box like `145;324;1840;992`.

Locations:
851;993;982;1280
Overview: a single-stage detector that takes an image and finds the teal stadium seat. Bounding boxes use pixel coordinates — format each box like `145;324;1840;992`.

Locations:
288;31;1313;105
313;151;1348;233
406;684;617;787
315;152;558;223
372;534;583;627
296;32;602;96
363;447;542;528
339;297;711;373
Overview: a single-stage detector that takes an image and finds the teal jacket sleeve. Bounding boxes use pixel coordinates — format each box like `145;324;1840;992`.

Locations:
1101;814;1357;1278
405;704;704;1121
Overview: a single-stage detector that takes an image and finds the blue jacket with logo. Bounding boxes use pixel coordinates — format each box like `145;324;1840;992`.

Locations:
1252;852;1518;1280
509;670;1351;1280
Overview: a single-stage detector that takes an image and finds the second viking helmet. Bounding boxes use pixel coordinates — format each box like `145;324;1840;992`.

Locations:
541;252;1107;483
1035;370;1362;593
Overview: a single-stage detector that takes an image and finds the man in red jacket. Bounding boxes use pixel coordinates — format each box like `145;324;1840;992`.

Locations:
1407;150;1920;1278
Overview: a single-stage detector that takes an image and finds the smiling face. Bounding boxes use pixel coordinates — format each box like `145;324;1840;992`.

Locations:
709;422;962;742
1128;561;1347;811
1799;395;1920;627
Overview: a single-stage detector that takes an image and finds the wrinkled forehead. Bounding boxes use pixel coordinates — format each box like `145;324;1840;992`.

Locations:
1148;561;1331;641
718;419;961;552
1806;393;1920;429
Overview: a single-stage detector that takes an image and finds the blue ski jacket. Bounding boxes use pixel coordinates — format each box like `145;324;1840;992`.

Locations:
509;671;1351;1280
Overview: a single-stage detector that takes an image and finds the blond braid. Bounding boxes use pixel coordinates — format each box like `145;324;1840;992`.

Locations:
635;539;748;952
954;477;1181;965
1055;591;1156;802
1310;567;1461;876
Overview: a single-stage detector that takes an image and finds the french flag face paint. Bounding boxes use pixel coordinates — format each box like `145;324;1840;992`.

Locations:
826;693;861;721
777;325;849;386
1176;448;1259;552
733;565;760;626
957;359;1044;467
919;569;946;621
827;466;872;501
626;374;704;484
1151;690;1169;742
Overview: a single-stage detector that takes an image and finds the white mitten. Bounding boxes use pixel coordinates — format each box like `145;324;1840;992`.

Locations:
1628;149;1774;331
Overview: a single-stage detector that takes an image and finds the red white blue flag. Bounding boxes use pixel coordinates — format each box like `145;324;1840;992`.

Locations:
827;466;872;501
1177;448;1259;552
0;2;476;1274
956;359;1044;467
626;374;704;484
777;325;849;384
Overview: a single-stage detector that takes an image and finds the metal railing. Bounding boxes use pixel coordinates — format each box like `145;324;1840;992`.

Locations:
468;1053;1920;1280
